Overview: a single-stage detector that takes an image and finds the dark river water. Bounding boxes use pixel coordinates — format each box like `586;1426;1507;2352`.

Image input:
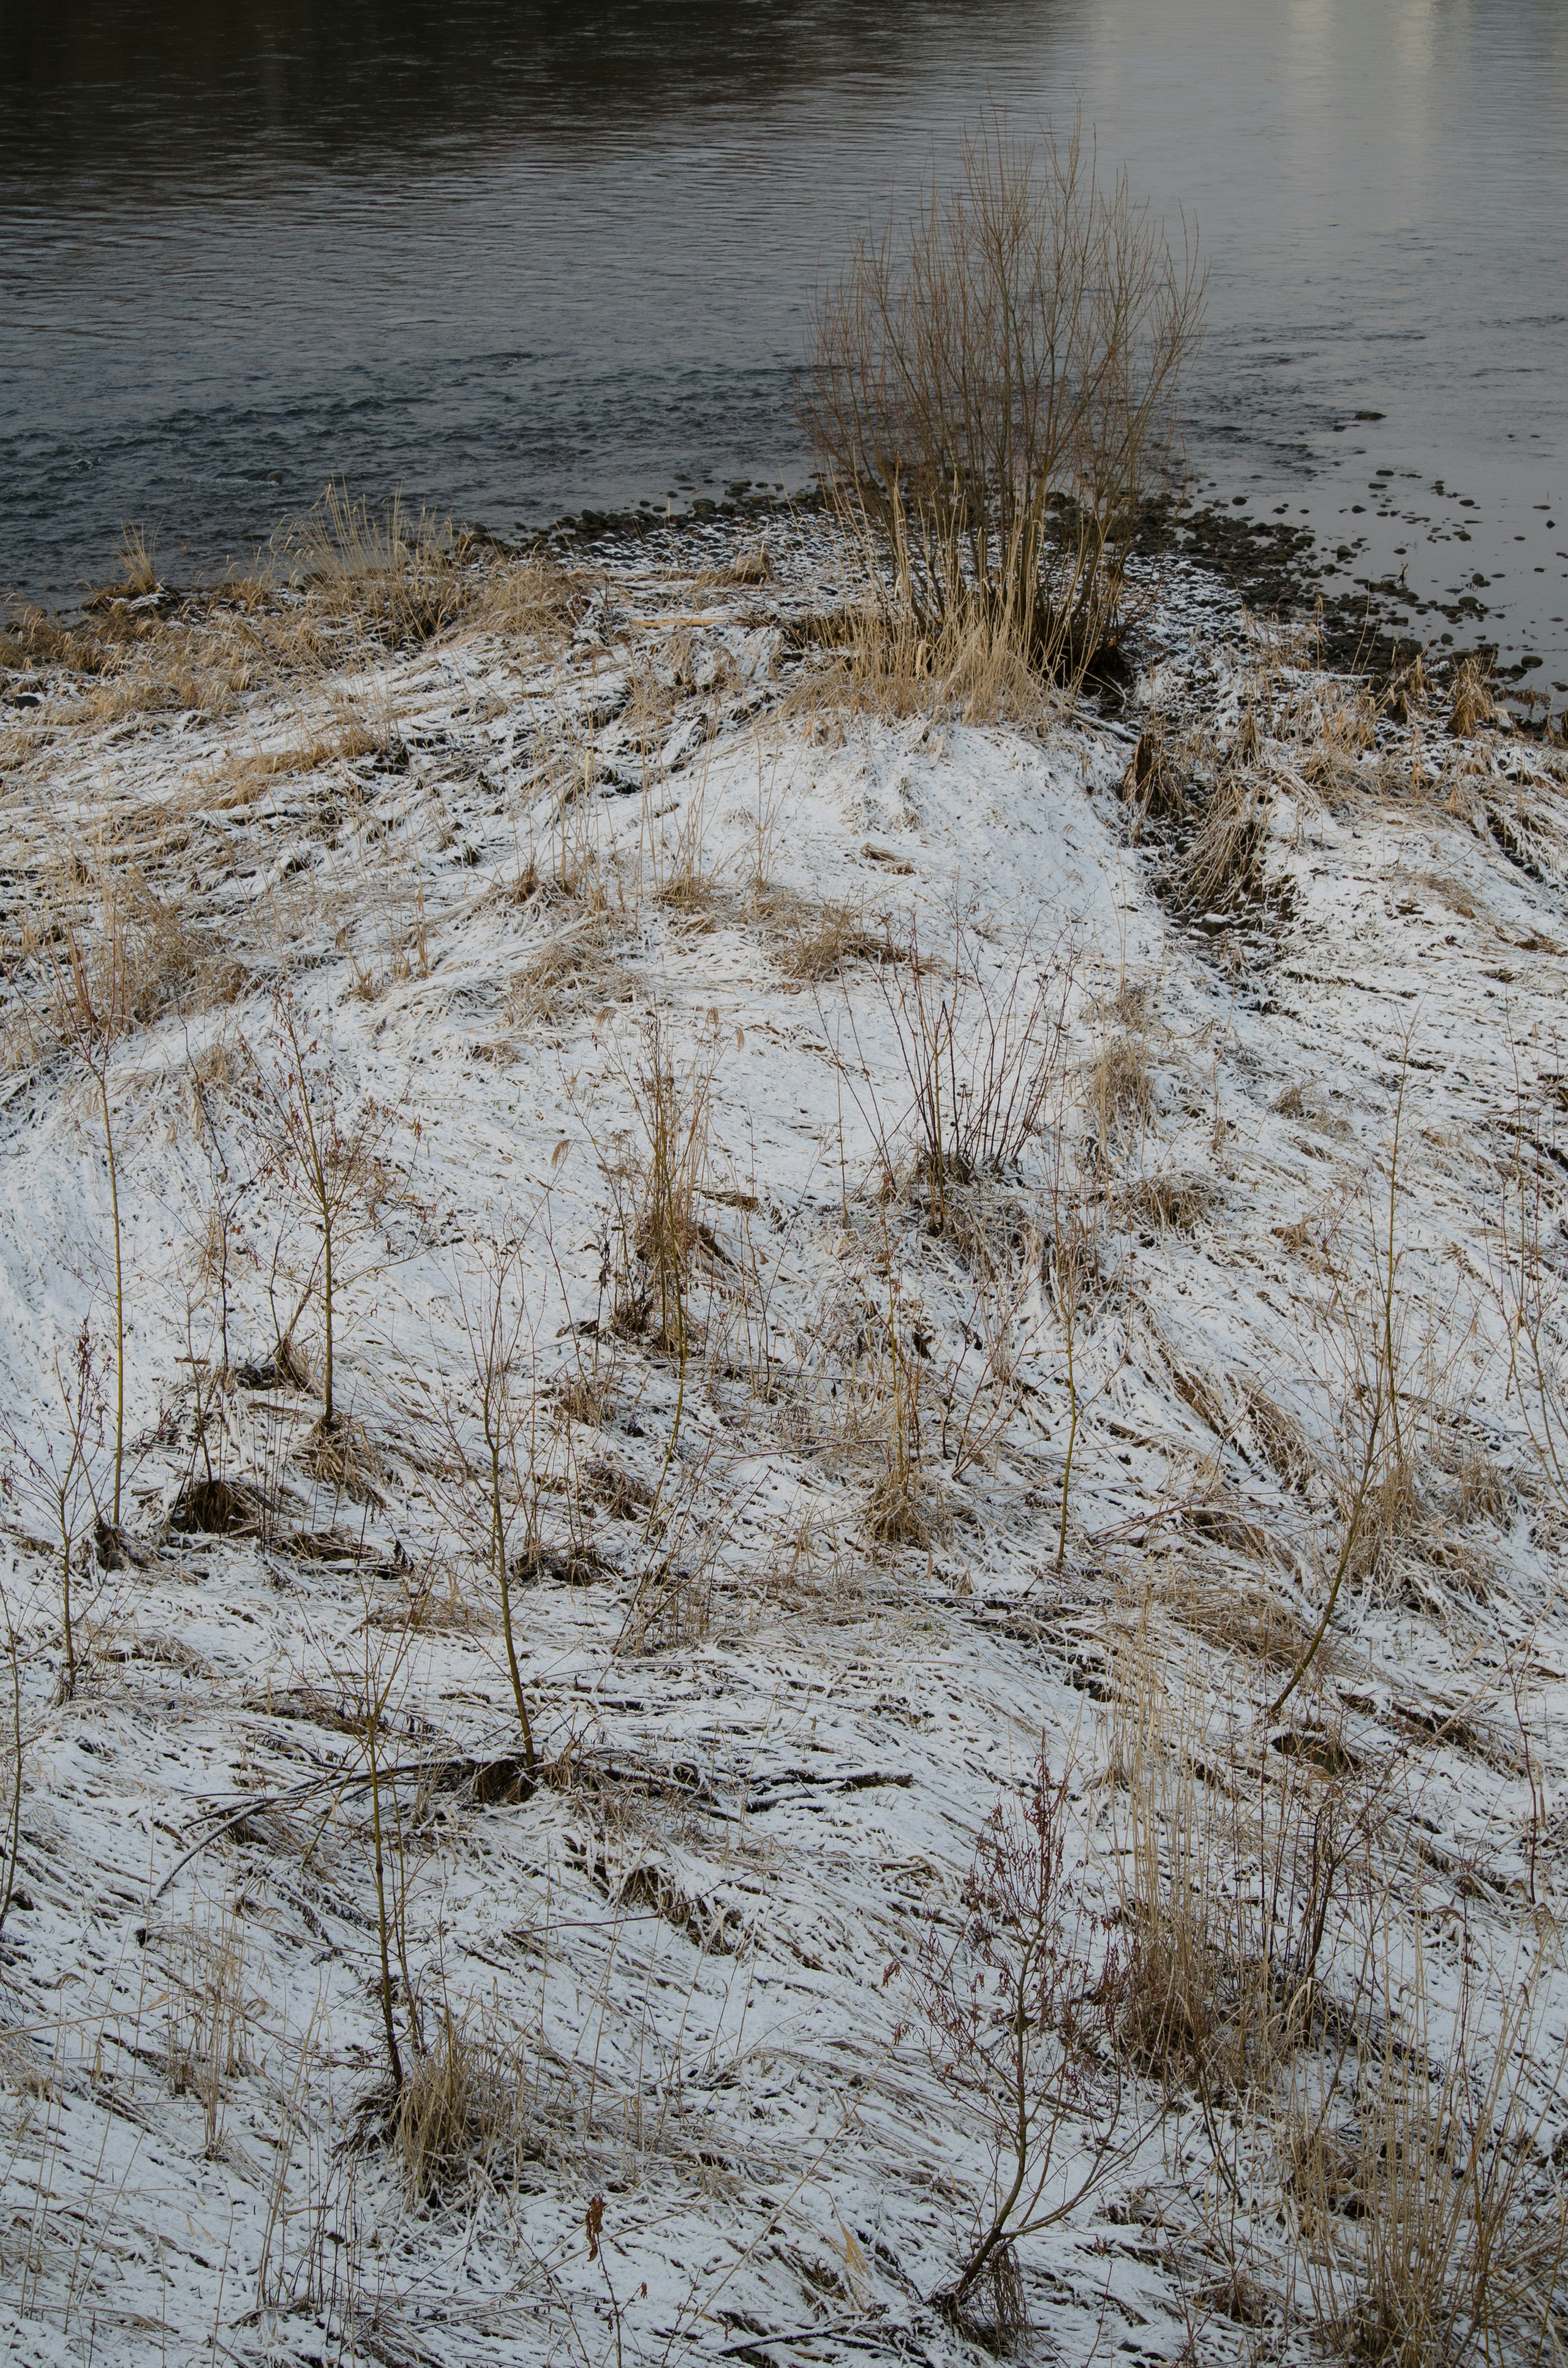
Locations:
2;0;1566;700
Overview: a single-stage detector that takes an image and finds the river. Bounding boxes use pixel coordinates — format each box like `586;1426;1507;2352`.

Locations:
2;0;1564;700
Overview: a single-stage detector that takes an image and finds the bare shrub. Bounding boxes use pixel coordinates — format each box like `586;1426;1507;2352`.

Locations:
914;1750;1131;2332
802;111;1204;686
2;1322;114;1700
245;988;395;1430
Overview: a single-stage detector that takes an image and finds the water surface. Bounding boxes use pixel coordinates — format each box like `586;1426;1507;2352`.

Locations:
2;0;1565;694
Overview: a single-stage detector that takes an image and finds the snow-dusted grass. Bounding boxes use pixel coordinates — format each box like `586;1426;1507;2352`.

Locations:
2;522;1568;2365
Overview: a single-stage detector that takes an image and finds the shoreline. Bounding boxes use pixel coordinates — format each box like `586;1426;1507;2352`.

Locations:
11;486;1559;738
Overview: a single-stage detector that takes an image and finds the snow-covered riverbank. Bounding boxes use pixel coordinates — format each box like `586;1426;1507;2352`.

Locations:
3;522;1568;2366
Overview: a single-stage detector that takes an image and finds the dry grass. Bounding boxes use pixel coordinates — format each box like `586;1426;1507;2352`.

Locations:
691;542;772;591
1285;1940;1567;2366
1163;1566;1316;1671
157;1895;261;2157
1448;656;1500;739
1110;1620;1366;2102
208;697;395;809
4;875;234;1075
390;2007;532;2203
1181;766;1272;909
780;582;1060;726
296;1414;384;1506
1085;1031;1156;1147
599;1013;723;1350
273;482;474;650
506;916;630;1031
1121;1170;1215;1233
1121;719;1189;834
770;893;890;982
864;1465;943;1548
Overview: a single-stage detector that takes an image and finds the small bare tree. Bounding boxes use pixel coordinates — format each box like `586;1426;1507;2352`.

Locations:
47;918;131;1530
445;1235;543;1779
802;111;1204;683
247;987;392;1432
2;1322;113;1701
913;1751;1131;2334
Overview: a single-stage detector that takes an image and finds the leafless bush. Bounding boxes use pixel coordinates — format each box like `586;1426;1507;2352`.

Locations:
2;1323;114;1701
802;111;1203;686
914;1750;1131;2333
245;987;394;1432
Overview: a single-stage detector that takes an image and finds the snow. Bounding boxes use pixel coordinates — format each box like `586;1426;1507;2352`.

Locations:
2;525;1567;2364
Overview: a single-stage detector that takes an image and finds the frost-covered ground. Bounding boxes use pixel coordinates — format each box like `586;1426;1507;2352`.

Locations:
2;525;1568;2366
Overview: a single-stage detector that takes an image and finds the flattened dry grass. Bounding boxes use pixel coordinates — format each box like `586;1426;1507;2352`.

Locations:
765;891;891;982
506;915;631;1031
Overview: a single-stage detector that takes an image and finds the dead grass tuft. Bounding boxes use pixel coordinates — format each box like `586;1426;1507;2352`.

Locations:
1164;1568;1316;1671
1451;1444;1506;1527
1121;719;1188;834
168;1476;267;1537
1448;655;1499;738
781;586;1057;727
275;482;474;651
1086;1032;1156;1146
296;1414;384;1506
1285;1946;1566;2368
771;893;890;982
1122;1171;1216;1233
865;1467;943;1549
692;542;773;590
506;916;629;1030
1111;1619;1364;2100
391;2008;532;2203
1181;767;1272;910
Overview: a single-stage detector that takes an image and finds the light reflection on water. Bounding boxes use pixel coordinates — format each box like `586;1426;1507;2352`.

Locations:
2;0;1564;691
